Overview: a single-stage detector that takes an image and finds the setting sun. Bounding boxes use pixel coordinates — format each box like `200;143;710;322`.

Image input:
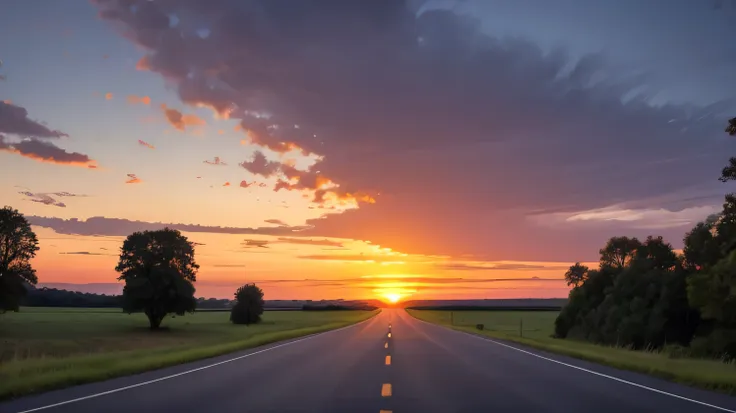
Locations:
383;293;402;303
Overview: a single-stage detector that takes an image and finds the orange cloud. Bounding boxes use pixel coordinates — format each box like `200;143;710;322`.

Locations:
218;129;225;135
125;173;142;184
136;55;150;71
127;95;151;105
240;180;253;188
2;100;11;104
160;104;206;131
137;139;155;149
223;182;231;187
105;92;113;100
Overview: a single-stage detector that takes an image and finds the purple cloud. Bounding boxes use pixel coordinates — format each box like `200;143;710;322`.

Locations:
0;101;68;139
93;0;736;261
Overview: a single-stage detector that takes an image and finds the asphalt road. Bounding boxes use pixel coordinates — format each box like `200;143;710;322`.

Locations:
3;309;736;413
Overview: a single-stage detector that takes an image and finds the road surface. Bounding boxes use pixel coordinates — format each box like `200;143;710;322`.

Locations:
2;309;736;413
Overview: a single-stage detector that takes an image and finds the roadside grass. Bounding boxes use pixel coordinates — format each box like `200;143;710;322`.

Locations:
407;309;736;394
0;308;378;400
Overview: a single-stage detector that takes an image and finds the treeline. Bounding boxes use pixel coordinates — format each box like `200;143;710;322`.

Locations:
555;117;736;358
302;304;378;311
20;287;234;309
24;287;121;308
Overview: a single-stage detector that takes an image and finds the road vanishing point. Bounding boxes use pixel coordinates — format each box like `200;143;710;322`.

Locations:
2;309;736;413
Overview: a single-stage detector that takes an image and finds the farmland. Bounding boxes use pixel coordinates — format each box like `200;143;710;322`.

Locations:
408;309;736;394
0;307;378;400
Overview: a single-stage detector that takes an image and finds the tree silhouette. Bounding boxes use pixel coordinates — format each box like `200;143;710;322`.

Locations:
231;283;265;325
0;206;39;312
115;228;199;329
564;262;589;287
599;236;641;269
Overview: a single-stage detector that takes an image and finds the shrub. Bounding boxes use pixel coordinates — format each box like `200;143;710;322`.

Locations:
230;283;264;325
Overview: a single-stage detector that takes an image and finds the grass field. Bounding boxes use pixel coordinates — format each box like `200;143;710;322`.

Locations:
408;309;736;394
0;307;378;400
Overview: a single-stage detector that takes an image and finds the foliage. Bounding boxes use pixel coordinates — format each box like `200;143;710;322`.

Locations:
555;117;736;358
0;206;39;312
564;262;588;287
23;287;122;307
115;227;199;329
230;283;264;325
555;236;698;349
599;236;641;269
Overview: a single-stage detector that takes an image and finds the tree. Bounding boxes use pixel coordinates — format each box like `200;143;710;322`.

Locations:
683;215;722;270
719;117;736;182
230;283;264;325
564;262;589;287
599;236;641;270
0;206;39;312
115;228;199;329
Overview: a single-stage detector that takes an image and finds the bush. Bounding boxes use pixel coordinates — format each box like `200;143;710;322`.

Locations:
230;283;264;325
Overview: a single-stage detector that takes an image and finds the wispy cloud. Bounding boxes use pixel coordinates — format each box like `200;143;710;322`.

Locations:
276;237;344;247
435;262;569;271
127;95;151;105
59;251;114;256
19;191;66;207
18;190;87;208
223;181;231;187
265;219;288;226
204;156;227;166
240;180;253;188
105;92;113;100
137;139;155;149
125;173;142;184
212;264;247;268
243;239;269;248
27;216;312;237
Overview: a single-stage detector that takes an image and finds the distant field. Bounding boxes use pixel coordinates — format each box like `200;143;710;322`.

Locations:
408;310;736;394
0;307;378;400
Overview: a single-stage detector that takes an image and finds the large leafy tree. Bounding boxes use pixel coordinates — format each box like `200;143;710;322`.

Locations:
564;262;589;287
599;236;641;270
115;227;199;329
0;206;39;312
231;283;265;325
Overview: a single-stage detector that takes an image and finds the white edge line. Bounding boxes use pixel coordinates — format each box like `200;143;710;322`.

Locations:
410;314;736;413
12;313;379;413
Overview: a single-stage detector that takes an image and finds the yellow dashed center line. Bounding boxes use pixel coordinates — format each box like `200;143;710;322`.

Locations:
384;342;388;348
388;332;392;338
385;355;391;365
381;383;392;397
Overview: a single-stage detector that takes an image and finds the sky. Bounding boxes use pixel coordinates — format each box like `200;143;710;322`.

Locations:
1;0;735;302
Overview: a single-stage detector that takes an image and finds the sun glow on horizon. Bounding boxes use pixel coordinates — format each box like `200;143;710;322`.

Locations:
383;292;402;303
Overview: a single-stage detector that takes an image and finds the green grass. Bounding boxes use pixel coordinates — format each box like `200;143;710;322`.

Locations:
0;307;378;400
408;309;736;394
